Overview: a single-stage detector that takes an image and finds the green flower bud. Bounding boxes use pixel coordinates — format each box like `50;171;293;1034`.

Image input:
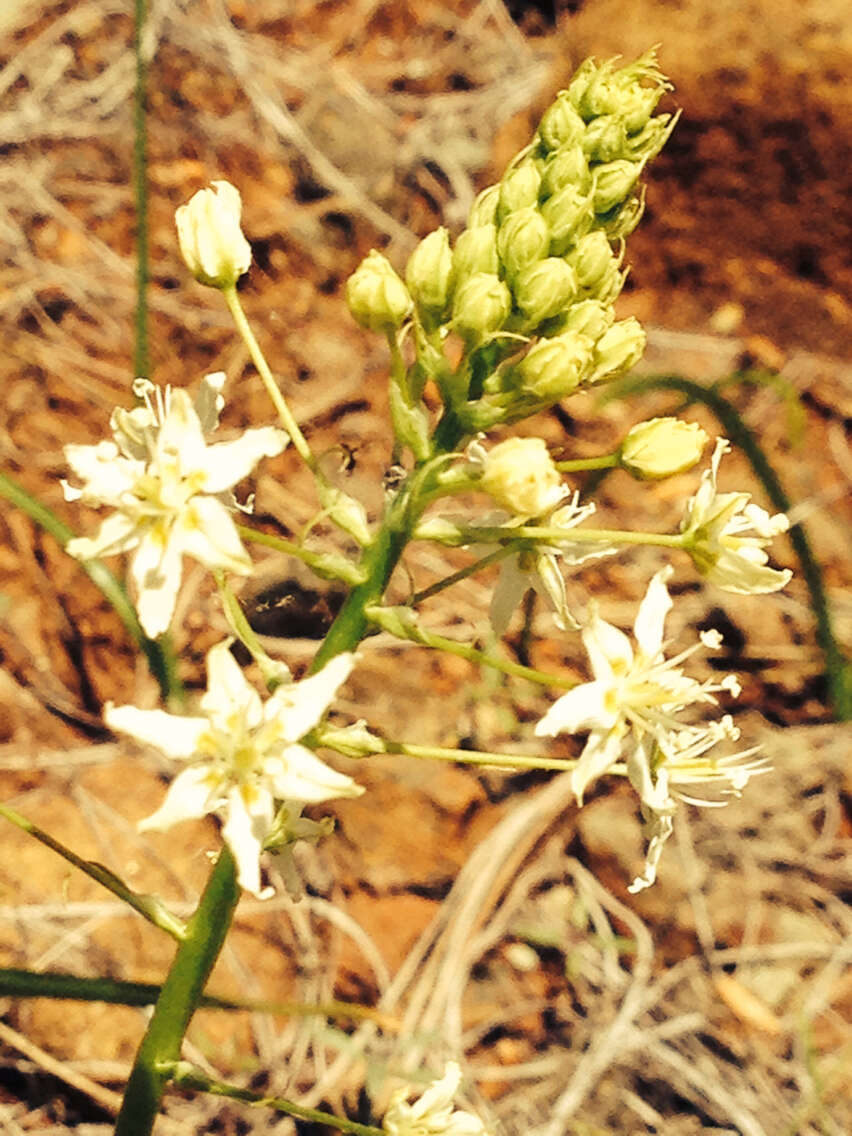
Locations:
537;93;586;152
498;157;542;219
512;258;578;325
564;58;598;114
620;417;708;480
568;230;617;291
540;144;590;198
586;260;625;305
497;207;550;279
406;227;454;318
346;250;412;332
468;183;500;228
600;190;646;240
452;272;512;341
516;330;595;400
557;299;614;341
453;224;499;280
592;159;644;214
590;316;646;382
582;114;628;162
579;49;670;133
624;113;678;162
540;185;594;255
480;437;564;517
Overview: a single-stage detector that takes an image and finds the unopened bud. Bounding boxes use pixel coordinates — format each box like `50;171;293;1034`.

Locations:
406;227;454;319
175;180;252;289
346;250;412;332
601;190;646;239
557;299;613;341
592;159;644;214
453;225;499;280
497;207;550;279
538;92;586;152
516;330;594;400
451;273;512;341
540;185;594;254
468;183;500;228
620;417;708;480
578;48;670;133
590;316;646;381
624;113;678;163
512;258;578;325
540;144;590;198
568;230;617;291
498;157;542;219
481;437;563;516
582;114;628;162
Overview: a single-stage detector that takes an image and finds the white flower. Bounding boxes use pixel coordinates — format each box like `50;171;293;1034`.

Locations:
63;375;287;637
175;180;252;289
535;567;742;806
383;1063;490;1136
680;437;792;594
535;567;766;891
489;492;613;635
105;640;362;897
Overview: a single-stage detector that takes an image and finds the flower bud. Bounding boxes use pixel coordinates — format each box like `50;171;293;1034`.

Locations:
590;316;646;381
497;207;550;279
538;93;586;152
468;183;500;228
453;224;499;280
540;185;594;254
540;144;590;198
175;180;252;289
480;437;563;516
451;272;512;341
624;113;677;162
498;157;542;219
557;299;614;340
405;227;454;318
579;49;670;133
512;258;578;325
582;114;628;162
346;250;412;332
586;260;625;305
620;417;709;480
601;190;645;239
568;230;617;291
516;330;594;400
565;58;598;114
592;159;644;214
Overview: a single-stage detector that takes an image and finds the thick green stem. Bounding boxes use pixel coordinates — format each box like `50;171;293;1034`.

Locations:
114;848;240;1136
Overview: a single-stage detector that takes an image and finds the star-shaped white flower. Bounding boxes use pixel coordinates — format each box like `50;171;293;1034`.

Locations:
63;375;287;637
383;1062;491;1136
680;437;792;594
105;640;362;896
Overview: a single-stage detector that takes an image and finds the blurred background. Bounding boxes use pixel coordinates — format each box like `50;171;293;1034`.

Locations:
0;2;850;1133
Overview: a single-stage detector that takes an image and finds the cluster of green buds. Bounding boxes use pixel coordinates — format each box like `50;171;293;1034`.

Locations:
345;49;676;445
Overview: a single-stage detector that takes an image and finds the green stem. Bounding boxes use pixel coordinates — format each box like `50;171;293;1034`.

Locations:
222;286;313;466
364;604;577;689
555;454;619;473
0;472;181;704
236;524;365;586
114;848;241;1136
610;373;852;720
167;1063;384;1135
360;737;578;775
412;545;516;604
0;802;186;940
443;522;685;550
132;0;149;381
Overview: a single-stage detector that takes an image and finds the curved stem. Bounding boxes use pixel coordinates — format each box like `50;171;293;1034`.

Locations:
236;523;365;586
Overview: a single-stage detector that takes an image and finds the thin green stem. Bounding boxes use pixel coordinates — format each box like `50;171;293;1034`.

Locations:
236;523;365;586
367;737;578;775
0;802;186;940
365;604;577;689
555;454;619;473
0;472;181;704
222;286;313;466
167;1064;384;1135
114;848;241;1136
132;0;149;381
443;522;686;550
412;545;516;604
214;571;287;690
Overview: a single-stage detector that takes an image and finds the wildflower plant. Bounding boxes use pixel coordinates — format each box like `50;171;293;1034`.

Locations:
5;48;798;1136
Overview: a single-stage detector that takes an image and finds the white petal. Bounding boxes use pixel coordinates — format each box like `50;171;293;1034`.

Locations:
105;703;208;757
66;512;140;560
489;559;527;637
582;609;633;680
130;524;183;638
633;567;672;660
221;784;274;897
200;640;262;727
155;389;208;476
264;743;362;803
535;680;614;737
196;427;288;493
138;765;220;831
570;727;624;804
193;371;226;433
173;497;252;574
268;654;355;743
